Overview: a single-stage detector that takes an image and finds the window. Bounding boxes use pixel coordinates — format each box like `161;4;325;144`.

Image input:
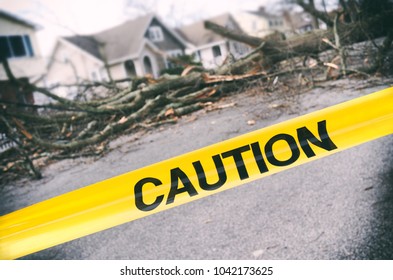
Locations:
165;49;183;68
0;35;34;59
148;26;164;42
212;45;221;58
167;49;182;57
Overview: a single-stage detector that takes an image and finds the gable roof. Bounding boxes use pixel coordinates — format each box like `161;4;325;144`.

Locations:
177;13;241;47
0;9;41;30
61;14;187;64
93;14;154;62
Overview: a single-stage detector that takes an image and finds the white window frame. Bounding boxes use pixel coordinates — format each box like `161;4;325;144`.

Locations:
148;26;164;42
167;49;182;57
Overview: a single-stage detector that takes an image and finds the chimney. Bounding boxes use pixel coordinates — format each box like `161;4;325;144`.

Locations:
258;6;266;15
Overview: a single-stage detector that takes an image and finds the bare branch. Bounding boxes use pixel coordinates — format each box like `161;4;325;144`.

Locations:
295;0;333;27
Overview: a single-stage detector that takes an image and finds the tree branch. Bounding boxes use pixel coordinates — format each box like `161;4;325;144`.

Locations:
295;0;333;27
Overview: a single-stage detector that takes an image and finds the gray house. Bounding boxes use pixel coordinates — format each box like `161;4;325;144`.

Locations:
45;13;189;98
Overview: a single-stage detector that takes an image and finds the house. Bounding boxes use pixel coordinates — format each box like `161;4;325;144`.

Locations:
233;6;287;38
177;13;251;69
282;10;315;35
44;14;188;99
0;9;45;152
0;9;45;105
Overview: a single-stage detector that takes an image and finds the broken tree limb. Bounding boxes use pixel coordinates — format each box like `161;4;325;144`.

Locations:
295;0;333;27
204;21;264;47
74;120;98;140
29;95;168;151
2;6;392;183
215;42;266;75
375;30;393;72
1;59;101;111
333;13;347;76
205;11;393;66
0;116;42;179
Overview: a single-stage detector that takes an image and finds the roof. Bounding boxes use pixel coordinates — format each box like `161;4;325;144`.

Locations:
63;35;103;60
0;9;41;30
177;13;241;47
93;14;154;62
62;14;187;64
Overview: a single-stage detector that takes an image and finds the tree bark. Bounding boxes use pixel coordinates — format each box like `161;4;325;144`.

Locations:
308;0;320;29
205;11;393;66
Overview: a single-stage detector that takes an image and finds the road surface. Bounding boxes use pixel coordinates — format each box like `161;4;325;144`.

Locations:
1;77;393;259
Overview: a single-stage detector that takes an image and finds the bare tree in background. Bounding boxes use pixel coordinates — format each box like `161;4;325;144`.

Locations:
124;0;159;15
124;0;201;27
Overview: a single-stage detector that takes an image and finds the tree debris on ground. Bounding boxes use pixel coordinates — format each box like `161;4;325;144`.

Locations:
1;1;392;183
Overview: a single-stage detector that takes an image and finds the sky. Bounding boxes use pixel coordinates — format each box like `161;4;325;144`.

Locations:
0;0;281;56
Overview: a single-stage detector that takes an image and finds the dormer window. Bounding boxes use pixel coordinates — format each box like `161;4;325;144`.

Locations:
148;26;164;42
0;35;34;59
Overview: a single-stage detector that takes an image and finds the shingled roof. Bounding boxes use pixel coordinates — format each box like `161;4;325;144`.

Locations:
63;35;103;60
0;9;41;30
93;14;154;63
62;14;187;64
62;14;154;63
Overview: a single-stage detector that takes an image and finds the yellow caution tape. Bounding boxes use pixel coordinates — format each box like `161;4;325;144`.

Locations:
1;87;393;259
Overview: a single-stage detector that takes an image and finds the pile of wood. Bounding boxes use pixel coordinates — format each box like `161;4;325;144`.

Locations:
1;2;392;181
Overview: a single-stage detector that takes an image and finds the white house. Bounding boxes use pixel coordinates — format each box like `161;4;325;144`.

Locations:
177;13;250;69
0;9;45;104
44;14;188;99
233;6;287;38
282;10;316;35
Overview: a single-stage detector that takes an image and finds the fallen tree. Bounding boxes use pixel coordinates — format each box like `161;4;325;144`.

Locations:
204;9;393;69
1;2;392;181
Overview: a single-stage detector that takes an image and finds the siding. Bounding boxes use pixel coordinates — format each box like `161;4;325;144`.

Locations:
0;17;41;57
109;62;127;80
198;42;228;69
44;41;104;99
46;41;103;83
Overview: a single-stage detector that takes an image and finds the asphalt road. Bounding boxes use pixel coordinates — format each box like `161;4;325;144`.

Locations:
1;77;393;259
